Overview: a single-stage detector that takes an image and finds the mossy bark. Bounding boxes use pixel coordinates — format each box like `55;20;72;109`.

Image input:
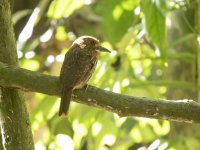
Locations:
0;0;34;149
1;62;200;123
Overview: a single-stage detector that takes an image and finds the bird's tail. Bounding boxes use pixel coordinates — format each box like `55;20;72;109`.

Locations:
59;88;73;116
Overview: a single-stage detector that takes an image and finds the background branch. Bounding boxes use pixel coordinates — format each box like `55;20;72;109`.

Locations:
1;62;200;123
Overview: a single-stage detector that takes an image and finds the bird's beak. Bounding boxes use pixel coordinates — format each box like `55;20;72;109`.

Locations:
97;46;111;53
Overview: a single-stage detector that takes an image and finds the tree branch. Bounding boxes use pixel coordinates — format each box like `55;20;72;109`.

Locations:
0;0;34;149
0;62;200;123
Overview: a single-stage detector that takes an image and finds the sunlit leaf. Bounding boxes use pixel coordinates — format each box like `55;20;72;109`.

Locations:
47;0;84;19
140;0;167;57
21;59;40;71
50;117;74;137
94;0;139;44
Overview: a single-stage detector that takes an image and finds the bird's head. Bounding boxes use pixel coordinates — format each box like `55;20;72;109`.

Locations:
72;36;111;54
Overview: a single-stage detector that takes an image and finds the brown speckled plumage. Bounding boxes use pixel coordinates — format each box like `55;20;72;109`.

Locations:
59;36;110;116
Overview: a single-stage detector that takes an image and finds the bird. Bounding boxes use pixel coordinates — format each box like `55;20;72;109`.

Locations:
59;35;110;116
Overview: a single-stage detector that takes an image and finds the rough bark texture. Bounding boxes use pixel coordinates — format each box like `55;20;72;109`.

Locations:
1;62;200;123
0;0;34;149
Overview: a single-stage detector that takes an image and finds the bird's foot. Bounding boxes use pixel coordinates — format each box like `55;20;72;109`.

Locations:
83;84;88;92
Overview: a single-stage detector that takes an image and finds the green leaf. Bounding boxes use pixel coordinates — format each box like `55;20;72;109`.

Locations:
50;117;74;137
94;0;139;44
47;0;84;19
30;95;57;121
140;0;167;57
120;118;138;133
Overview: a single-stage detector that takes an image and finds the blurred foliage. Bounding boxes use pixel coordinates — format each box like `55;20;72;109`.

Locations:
11;0;198;149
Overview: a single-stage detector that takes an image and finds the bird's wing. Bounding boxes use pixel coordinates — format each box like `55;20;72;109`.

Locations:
60;48;96;89
75;55;98;89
